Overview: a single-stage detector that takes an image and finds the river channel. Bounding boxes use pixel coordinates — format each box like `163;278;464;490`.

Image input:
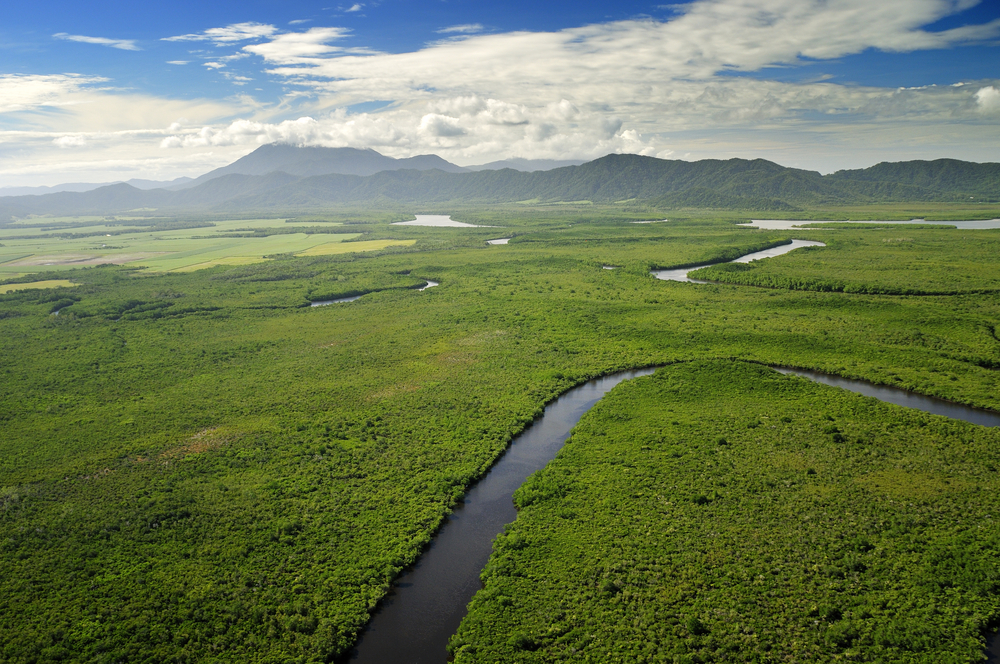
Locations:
346;359;1000;662
651;239;825;282
346;368;656;663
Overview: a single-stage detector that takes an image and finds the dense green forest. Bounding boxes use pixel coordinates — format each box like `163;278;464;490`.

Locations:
689;226;1000;296
451;360;1000;662
2;211;1000;662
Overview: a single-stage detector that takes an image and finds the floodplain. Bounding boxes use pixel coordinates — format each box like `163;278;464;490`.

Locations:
1;205;1000;663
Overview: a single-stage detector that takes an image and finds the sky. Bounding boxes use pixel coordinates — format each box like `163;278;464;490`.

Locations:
1;0;998;187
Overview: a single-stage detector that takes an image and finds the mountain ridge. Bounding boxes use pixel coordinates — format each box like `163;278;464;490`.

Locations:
1;151;997;219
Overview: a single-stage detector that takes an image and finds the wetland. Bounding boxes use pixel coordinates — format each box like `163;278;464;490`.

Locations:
2;208;1000;663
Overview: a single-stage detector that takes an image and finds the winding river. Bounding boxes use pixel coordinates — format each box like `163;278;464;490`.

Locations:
345;360;1000;663
651;239;825;282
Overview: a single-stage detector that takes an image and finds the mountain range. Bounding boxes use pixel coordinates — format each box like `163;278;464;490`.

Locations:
0;146;996;220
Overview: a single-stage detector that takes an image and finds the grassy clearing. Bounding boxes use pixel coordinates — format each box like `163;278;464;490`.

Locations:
297;238;416;256
0;216;389;274
0;279;75;293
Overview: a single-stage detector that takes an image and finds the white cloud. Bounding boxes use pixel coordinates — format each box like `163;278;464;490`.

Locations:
289;19;312;25
253;0;1000;110
0;74;108;113
975;86;1000;113
437;24;484;34
156;97;661;162
53;33;139;51
5;0;1000;186
163;22;278;45
345;4;363;12
53;135;86;148
167;60;190;65
243;27;354;64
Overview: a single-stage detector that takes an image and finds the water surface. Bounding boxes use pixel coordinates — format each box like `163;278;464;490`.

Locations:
311;295;362;307
774;367;1000;428
486;238;510;245
392;215;485;228
652;239;825;282
743;219;1000;230
346;368;656;663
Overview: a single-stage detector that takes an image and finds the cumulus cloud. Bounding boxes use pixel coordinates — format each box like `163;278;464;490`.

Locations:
975;86;1000;113
53;33;139;51
163;22;278;45
156;96;660;162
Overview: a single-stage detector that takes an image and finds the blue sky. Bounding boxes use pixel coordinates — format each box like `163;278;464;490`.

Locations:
1;0;998;186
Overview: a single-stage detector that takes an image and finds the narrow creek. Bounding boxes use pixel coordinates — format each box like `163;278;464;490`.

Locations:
312;281;438;306
346;368;656;663
345;362;1000;662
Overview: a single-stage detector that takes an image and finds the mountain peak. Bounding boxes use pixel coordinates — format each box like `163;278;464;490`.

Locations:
177;144;467;189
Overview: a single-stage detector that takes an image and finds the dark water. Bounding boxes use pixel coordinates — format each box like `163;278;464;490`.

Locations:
345;363;1000;662
774;367;1000;428
345;368;656;663
651;239;825;283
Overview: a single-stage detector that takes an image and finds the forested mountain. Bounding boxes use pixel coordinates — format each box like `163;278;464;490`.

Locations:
1;151;996;219
827;159;1000;199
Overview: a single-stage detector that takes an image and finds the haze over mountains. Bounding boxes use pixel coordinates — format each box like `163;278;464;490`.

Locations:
0;145;996;220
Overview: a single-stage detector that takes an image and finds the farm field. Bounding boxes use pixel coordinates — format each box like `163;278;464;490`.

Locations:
0;217;416;275
1;209;1000;662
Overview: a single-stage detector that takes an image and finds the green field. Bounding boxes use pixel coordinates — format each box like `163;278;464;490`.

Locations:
0;279;76;294
0;217;400;274
1;209;1000;662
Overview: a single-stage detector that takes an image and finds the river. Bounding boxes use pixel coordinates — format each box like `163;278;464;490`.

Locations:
344;361;1000;662
742;219;1000;230
346;368;656;663
651;239;825;282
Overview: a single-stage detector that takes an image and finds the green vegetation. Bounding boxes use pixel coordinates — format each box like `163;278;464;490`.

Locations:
690;228;1000;295
0;279;75;294
1;211;1000;662
450;360;1000;662
0;217;408;275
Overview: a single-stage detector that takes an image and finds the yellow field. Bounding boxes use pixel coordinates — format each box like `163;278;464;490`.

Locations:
297;239;416;256
0;280;76;293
